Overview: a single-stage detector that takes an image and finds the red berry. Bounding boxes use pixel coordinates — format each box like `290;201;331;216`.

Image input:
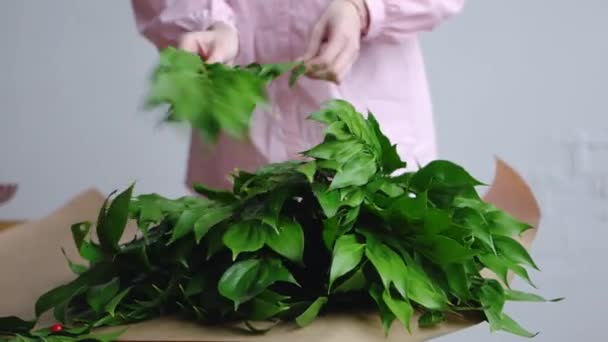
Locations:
50;324;63;333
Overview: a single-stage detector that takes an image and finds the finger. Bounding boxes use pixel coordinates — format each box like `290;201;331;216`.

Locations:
308;34;348;73
333;43;360;82
178;34;200;53
179;33;210;59
301;21;326;61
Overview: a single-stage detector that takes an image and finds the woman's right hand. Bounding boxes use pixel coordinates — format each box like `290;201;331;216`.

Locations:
178;22;239;64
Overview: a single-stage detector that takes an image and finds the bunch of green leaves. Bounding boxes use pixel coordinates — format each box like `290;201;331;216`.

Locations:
144;47;306;142
0;100;560;341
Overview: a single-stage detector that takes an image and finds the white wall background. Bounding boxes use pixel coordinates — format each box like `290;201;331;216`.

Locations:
1;1;606;341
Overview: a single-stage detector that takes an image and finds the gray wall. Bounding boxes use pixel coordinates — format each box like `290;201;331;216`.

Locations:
1;1;606;341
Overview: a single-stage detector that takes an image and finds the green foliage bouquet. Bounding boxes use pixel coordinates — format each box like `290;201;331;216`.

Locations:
0;49;560;342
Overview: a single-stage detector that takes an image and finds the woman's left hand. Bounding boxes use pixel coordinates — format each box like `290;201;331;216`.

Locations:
301;0;369;84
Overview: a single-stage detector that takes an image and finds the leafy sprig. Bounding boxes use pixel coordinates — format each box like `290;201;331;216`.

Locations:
144;47;306;142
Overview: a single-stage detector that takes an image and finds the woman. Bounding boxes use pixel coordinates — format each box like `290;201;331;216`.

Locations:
131;0;464;189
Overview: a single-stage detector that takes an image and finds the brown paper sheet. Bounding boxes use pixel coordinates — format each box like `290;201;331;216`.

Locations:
0;159;541;341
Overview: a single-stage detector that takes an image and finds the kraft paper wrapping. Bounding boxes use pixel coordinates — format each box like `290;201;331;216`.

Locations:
0;159;540;341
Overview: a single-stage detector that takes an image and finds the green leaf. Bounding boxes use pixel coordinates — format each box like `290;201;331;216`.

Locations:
411;160;484;190
289;63;307;87
0;316;35;335
106;287;132;316
61;248;88;274
478;254;509;286
76;328;127;342
330;152;377;190
494;236;539;270
364;235;408;297
193;183;237;203
366;112;406;173
415;235;477;265
87;277;120;313
329;234;365;289
169;208;202;243
312;183;341;218
296;161;316;183
223;221;267;260
480;253;537;289
79;241;108;263
305;139;365;164
504;289;564;302
423;208;451;235
35;263;112;317
194;205;233;242
218;258;298;308
485;310;538;338
418;311;445;328
265;218;305;263
71;222;92;251
484;210;533;237
295;297;328;327
382;289;414;332
369;285;395;336
203;224;227;260
334;268;367;293
442;263;473;300
340;188;365;208
248;294;290;321
453;207;494;251
478;280;506;313
97;184;133;251
387;192;427;222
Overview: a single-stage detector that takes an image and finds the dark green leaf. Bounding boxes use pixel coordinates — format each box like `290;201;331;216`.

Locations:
193;183;237;203
485;310;538;338
169;208;202;243
484;210;533;237
289;63;307;87
61;248;88;274
366;112;406;173
364;235;408;297
443;263;472;300
411;160;484;191
423;208;451;235
418;311;445;328
0;316;35;334
415;235;477;265
265;218;305;263
494;236;539;270
369;285;395;336
194;205;233;242
223;221;266;260
296;161;316;183
312;183;341;218
330;152;377;190
97;185;133;250
329;234;365;289
248;292;290;321
334;268;367;293
71;222;92;251
106;287;132;316
453;207;494;251
295;297;328;327
87;277;120;313
382;289;414;333
35;263;112;317
505;289;564;302
218;258;298;308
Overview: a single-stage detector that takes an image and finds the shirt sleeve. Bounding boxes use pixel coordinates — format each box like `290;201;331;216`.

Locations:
363;0;465;42
130;0;236;49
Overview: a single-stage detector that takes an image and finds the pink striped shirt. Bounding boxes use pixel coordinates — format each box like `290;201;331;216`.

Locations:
131;0;464;189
